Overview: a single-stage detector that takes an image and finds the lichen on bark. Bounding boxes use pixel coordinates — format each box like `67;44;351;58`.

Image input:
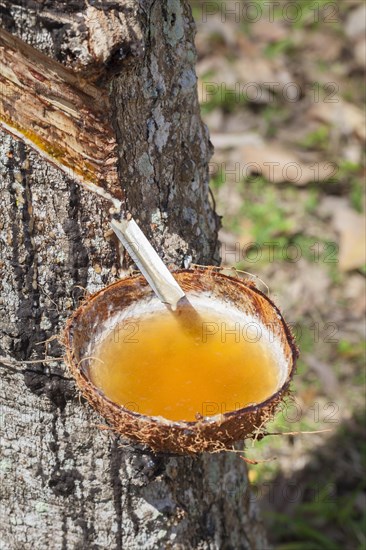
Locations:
110;1;220;267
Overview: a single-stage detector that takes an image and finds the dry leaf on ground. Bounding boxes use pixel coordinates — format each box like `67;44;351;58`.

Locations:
242;144;336;185
354;38;366;69
264;260;331;317
211;133;263;149
344;274;366;317
309;102;366;141
345;4;366;39
319;197;366;272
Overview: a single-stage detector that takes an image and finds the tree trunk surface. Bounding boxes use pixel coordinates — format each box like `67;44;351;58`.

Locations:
0;2;268;548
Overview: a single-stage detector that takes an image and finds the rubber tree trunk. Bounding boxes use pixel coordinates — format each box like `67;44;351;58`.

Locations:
0;2;268;548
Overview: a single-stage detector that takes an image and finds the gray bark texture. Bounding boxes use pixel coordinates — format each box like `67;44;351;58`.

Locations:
0;1;268;548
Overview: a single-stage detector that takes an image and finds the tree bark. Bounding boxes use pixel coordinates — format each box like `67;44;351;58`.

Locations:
0;2;268;548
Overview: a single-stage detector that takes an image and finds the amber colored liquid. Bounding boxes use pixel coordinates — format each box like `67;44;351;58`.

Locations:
89;309;279;422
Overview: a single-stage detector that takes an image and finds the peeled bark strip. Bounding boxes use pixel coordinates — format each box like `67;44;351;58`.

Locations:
0;1;267;548
0;28;121;198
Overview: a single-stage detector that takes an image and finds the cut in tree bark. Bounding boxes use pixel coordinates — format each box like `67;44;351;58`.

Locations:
0;28;121;200
0;1;268;548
